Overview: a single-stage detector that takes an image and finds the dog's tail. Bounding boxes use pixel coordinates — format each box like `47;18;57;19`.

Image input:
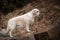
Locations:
1;29;8;34
6;27;10;34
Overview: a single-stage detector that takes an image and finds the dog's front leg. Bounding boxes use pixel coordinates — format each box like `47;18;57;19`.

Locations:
25;25;31;32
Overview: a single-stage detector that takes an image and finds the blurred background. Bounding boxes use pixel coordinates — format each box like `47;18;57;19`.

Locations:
0;0;60;40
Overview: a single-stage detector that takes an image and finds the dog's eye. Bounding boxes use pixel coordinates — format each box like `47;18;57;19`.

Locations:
37;11;39;13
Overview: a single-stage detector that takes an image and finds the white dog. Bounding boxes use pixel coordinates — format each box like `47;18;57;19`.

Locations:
7;8;40;37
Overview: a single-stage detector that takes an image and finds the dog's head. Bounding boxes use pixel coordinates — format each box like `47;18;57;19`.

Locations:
32;8;40;17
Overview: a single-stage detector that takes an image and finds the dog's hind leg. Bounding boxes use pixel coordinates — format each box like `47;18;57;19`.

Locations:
9;29;14;37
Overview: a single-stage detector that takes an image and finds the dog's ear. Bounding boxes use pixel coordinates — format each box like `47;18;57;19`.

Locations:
33;10;39;15
32;10;37;15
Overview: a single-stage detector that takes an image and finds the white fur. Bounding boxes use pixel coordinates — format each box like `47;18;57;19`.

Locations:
7;8;40;37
